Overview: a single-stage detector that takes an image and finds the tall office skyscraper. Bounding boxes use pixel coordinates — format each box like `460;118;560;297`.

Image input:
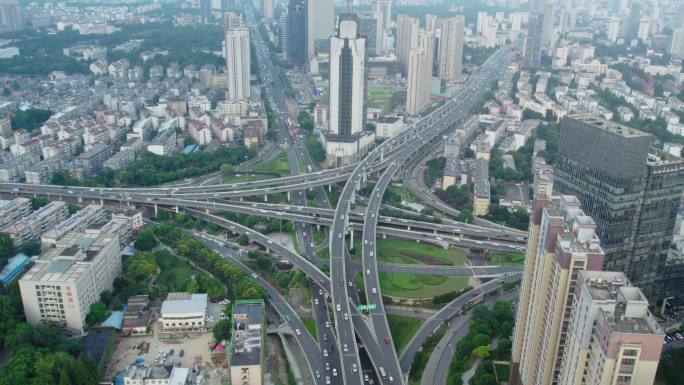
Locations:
279;12;288;55
607;17;621;43
307;0;334;58
553;115;684;301
438;16;464;83
223;10;241;30
626;1;642;40
671;28;684;55
523;13;543;68
396;14;419;75
329;13;367;137
0;0;23;32
476;11;488;34
374;0;392;30
287;0;307;66
510;194;663;385
225;27;251;100
262;0;273;20
541;3;554;50
359;12;383;56
200;0;212;23
406;30;434;115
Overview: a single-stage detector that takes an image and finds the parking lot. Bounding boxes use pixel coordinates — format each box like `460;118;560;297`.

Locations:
106;321;228;385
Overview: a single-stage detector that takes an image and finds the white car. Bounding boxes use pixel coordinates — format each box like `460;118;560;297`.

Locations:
344;313;348;320
314;298;319;305
323;349;328;357
343;344;348;352
332;368;338;377
366;269;371;275
336;304;341;312
295;329;301;335
326;321;331;328
372;288;377;294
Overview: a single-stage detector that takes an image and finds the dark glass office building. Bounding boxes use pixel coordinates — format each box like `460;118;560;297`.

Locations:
287;0;307;66
554;115;684;302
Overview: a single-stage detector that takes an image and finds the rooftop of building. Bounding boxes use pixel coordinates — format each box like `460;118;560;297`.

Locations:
150;127;175;146
161;292;207;316
443;156;459;177
378;116;401;124
568;114;651;139
230;328;261;366
580;270;662;335
233;302;263;327
20;231;116;284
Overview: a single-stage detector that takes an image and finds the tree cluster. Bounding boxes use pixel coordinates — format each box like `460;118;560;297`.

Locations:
447;301;515;385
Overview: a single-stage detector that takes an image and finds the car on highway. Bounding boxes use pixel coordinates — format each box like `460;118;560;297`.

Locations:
352;364;358;373
384;336;390;345
315;370;321;378
336;304;341;311
344;313;348;320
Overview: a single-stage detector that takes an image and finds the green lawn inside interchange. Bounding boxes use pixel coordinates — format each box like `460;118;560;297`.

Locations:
389;185;418;204
352;237;468;266
487;251;525;266
302;317;317;341
379;272;469;299
253;151;291;175
387;314;424;353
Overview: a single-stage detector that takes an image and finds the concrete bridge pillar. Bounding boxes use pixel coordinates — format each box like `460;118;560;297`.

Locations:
78;196;83;203
205;208;209;214
240;196;243;202
175;206;179;214
316;224;320;231
154;204;158;217
434;230;437;234
350;230;354;250
287;191;291;202
407;226;411;231
328;185;332;193
100;198;104;205
382;233;387;239
264;194;268;202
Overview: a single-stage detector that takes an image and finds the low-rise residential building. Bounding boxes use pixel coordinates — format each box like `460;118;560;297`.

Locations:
78;143;112;179
473;158;490;216
4;201;69;244
441;156;458;189
147;128;177;156
122;295;152;336
159;292;208;333
230;300;264;385
41;205;106;247
0;197;31;229
19;230;122;334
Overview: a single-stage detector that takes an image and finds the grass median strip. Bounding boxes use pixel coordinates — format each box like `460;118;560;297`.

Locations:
387;314;424;353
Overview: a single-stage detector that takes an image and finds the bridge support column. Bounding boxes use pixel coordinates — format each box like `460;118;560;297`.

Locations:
380;150;384;162
175;206;179;214
100;198;103;205
316;224;320;231
287;191;291;202
240;196;243;202
362;173;367;183
407;226;411;231
434;230;437;234
349;230;353;250
328;185;332;193
154;204;158;217
382;233;387;239
205;208;209;214
264;194;268;202
78;196;83;203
